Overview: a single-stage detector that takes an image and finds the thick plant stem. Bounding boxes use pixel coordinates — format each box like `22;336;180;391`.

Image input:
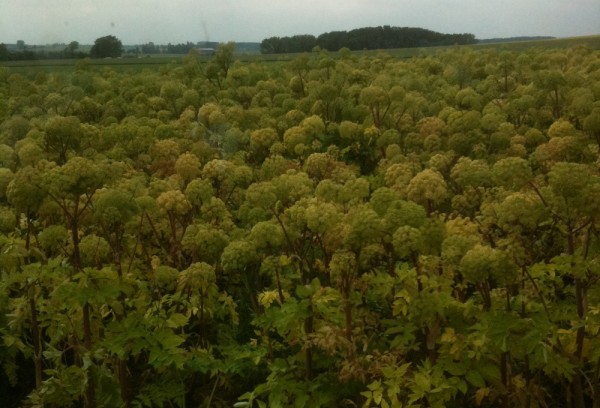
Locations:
342;271;355;360
118;358;130;407
83;302;96;408
29;296;43;389
567;229;586;408
304;311;313;380
343;294;356;361
572;277;587;408
70;197;81;272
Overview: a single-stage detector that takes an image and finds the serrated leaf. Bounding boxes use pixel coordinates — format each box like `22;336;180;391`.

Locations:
160;332;185;349
368;379;382;391
360;390;372;400
414;372;430;391
373;388;383;404
279;255;291;267
166;313;188;328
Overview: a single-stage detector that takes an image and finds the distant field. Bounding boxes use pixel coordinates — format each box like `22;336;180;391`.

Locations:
2;34;599;74
472;34;600;51
0;56;187;75
374;34;600;58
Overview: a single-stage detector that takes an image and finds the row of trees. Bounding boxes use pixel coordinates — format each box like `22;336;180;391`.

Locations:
260;26;477;54
0;43;39;61
1;37;224;62
1;36;123;61
0;42;600;407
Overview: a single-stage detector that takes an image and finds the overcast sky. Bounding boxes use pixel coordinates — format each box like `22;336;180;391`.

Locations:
1;0;599;45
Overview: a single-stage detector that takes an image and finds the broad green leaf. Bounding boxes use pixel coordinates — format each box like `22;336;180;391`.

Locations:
465;369;486;388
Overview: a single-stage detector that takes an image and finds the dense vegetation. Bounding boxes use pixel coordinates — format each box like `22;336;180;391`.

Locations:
260;26;477;54
1;42;600;408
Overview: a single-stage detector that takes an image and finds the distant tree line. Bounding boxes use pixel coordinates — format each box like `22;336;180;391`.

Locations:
0;38;222;61
0;37;116;61
0;42;88;61
260;26;477;54
139;41;214;55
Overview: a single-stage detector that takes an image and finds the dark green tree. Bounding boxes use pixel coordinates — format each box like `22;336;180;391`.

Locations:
90;35;123;58
0;43;9;61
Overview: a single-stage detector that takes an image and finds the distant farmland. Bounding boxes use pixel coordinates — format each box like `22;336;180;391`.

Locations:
2;34;599;75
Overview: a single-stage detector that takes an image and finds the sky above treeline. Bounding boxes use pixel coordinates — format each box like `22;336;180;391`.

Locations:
1;0;599;45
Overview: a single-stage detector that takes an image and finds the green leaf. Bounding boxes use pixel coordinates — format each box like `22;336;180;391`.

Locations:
479;362;501;383
368;379;382;391
360;390;373;402
373;387;383;405
465;369;485;388
456;379;468;394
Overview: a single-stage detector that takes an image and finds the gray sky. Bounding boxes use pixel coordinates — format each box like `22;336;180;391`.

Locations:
1;0;599;45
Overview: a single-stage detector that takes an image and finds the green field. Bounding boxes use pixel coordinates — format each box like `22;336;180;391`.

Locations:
370;34;600;58
0;56;184;75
